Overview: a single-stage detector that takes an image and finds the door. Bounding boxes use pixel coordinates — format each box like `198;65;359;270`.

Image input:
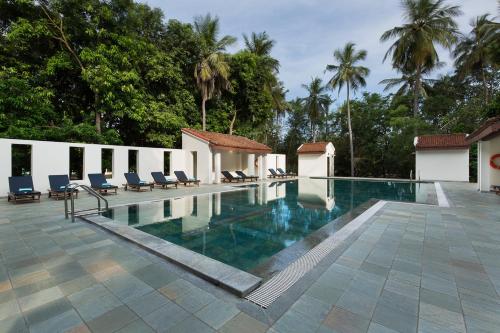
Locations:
327;156;331;177
192;151;197;178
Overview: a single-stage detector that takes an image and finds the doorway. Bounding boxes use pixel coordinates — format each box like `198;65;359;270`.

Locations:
191;151;197;178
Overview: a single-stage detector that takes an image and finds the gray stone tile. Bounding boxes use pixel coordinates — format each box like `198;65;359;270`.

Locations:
305;283;344;306
290;294;330;323
68;284;122;321
174;285;217;313
125;290;169;317
419;288;461;314
143;300;190;332
24;298;73;327
87;305;138;333
168;315;215;333
323;306;370;333
0;313;28;333
219;312;268;333
368;322;400;333
18;286;63;312
0;299;20;321
272;309;319;333
377;290;418;317
418;302;465;333
115;319;155;333
132;263;178;289
372;303;417;333
29;309;82;333
102;273;154;302
195;299;239;329
336;288;378;319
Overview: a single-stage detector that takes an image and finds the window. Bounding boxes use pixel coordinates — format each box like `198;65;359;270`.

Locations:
164;151;171;175
69;147;84;180
128;150;138;173
101;148;113;179
11;144;32;176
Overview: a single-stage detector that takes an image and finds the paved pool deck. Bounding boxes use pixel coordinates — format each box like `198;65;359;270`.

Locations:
0;181;499;332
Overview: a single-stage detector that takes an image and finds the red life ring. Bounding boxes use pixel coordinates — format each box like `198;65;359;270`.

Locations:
490;154;500;170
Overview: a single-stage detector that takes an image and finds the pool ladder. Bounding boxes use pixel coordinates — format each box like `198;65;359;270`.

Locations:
64;183;109;222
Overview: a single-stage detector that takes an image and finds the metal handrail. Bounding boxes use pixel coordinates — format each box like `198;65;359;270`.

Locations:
64;183;109;222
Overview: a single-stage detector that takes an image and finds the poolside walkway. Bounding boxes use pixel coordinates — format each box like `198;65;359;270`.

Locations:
0;182;499;332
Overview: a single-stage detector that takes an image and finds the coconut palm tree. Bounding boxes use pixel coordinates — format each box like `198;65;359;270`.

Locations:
381;0;461;118
325;42;369;176
243;31;280;73
379;64;440;96
193;14;236;131
300;78;331;143
454;14;497;103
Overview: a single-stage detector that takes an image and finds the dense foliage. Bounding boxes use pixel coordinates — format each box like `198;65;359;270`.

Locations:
0;0;499;179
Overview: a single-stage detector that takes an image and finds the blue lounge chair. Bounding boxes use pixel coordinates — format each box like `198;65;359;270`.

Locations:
268;168;285;178
8;176;41;203
48;175;78;200
88;173;118;194
151;172;178;189
124;173;153;191
174;171;200;186
277;168;295;178
236;171;258;182
222;171;244;183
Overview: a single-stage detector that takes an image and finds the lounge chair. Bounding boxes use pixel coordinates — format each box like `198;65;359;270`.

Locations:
174;171;200;186
88;173;118;194
277;168;295;178
235;171;258;182
222;171;244;183
48;175;78;200
124;173;153;191
492;185;500;195
151;172;178;189
8;176;41;203
268;168;285;178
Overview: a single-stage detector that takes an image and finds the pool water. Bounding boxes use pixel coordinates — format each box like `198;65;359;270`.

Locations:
102;179;434;272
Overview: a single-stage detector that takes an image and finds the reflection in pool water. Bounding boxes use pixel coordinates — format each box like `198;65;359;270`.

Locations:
102;179;434;272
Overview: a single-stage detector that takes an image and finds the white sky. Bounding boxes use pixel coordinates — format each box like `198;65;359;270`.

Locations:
142;0;498;104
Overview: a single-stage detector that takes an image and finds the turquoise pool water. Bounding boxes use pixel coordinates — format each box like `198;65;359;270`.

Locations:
102;179;434;273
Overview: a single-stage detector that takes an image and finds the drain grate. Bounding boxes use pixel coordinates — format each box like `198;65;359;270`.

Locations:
245;200;387;308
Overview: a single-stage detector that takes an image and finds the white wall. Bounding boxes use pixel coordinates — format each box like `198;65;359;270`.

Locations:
415;149;469;182
181;133;212;184
266;154;286;174
297;143;335;177
0;138;186;195
478;135;500;191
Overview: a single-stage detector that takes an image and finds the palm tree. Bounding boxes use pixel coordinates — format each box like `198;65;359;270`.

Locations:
300;78;331;143
193;14;236;131
454;14;496;103
379;64;439;96
326;42;369;176
243;31;280;73
381;0;461;118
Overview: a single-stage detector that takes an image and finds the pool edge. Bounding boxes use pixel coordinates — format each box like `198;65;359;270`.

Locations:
79;214;262;297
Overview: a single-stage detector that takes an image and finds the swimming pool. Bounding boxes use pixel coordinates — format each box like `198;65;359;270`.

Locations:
101;179;435;275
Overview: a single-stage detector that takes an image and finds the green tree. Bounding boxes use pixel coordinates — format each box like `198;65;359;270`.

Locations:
326;42;369;176
193;14;236;131
300;78;331;142
454;14;497;103
381;0;461;118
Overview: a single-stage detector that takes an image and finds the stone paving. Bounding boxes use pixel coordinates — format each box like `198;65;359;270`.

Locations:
0;181;498;332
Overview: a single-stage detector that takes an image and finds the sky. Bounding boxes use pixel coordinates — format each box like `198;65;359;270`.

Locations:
142;0;498;105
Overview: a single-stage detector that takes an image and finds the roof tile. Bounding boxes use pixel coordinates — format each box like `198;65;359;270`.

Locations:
297;142;330;154
415;134;469;150
182;128;272;153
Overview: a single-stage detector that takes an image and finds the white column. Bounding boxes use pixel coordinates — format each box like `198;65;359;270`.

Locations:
247;154;255;176
257;155;264;180
214;192;221;215
214;151;221;184
261;154;268;180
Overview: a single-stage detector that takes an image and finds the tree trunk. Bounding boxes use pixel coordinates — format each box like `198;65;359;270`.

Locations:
201;97;206;131
413;64;421;119
229;110;237;135
481;67;489;104
347;85;354;177
95;93;101;135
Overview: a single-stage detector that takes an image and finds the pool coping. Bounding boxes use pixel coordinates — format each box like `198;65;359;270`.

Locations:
80;214;262;297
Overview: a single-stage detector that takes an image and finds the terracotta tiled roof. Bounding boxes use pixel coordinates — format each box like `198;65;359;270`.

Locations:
182;128;272;153
466;116;500;143
297;142;330;154
415;134;469;150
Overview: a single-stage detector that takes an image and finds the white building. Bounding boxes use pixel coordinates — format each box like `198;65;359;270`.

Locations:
297;142;335;177
181;128;286;184
466;116;500;192
414;134;469;182
0;129;287;195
